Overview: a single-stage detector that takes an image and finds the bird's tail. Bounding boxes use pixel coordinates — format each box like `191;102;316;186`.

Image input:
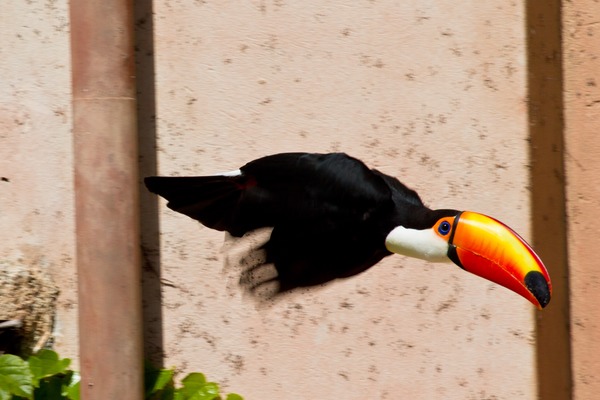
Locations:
144;175;245;234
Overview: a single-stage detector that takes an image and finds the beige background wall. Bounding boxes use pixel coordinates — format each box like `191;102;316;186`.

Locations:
150;2;536;399
1;0;597;399
563;1;600;398
0;0;78;357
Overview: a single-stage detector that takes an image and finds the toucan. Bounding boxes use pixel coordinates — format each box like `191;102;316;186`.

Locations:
145;152;551;309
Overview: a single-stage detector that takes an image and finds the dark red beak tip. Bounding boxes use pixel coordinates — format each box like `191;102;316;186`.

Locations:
524;271;551;308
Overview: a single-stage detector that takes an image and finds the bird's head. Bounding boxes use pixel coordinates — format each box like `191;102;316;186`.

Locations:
385;210;552;309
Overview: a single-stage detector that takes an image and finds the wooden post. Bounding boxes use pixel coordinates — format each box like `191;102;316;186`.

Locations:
70;0;143;397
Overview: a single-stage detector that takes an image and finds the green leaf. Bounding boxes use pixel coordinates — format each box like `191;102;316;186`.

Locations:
145;364;175;397
35;374;64;399
150;385;176;400
225;394;243;400
181;373;207;388
28;349;71;386
0;354;33;398
189;382;220;400
0;387;11;400
175;373;219;400
66;382;80;400
177;373;206;399
63;371;80;400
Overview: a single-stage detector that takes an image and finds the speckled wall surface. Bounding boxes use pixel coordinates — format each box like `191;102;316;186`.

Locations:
563;0;600;398
0;1;555;399
149;2;536;398
0;0;78;359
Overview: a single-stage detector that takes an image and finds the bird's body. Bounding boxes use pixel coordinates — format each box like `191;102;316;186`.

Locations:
145;152;552;308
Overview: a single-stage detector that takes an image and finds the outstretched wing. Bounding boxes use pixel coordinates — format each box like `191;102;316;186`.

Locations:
145;152;412;292
146;153;395;235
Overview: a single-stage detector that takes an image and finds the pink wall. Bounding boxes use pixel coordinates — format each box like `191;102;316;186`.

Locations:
5;0;598;399
564;1;600;398
0;0;78;358
150;2;536;398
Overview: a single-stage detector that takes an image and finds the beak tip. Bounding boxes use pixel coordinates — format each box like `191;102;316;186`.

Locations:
525;271;551;309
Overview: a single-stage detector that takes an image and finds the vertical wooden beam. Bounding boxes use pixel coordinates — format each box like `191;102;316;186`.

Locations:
562;1;600;398
70;0;143;398
526;1;573;399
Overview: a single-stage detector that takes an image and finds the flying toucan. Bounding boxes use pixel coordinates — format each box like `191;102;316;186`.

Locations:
145;152;551;309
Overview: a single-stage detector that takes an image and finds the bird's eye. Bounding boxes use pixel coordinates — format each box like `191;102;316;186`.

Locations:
438;221;451;235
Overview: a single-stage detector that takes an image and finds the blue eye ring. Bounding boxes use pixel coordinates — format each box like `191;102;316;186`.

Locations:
438;221;451;235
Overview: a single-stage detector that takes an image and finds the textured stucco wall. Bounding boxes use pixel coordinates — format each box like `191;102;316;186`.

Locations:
0;0;77;359
0;1;552;398
563;1;600;398
150;2;537;399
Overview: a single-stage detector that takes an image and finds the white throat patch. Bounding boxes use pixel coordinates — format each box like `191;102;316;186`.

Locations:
385;226;451;263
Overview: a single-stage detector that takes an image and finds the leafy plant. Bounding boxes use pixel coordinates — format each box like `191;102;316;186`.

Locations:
0;350;242;400
145;363;243;400
0;350;78;400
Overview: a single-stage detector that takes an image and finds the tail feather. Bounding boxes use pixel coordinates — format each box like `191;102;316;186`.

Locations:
144;175;244;233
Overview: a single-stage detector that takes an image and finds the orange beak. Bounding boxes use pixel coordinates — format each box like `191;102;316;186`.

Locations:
447;211;552;309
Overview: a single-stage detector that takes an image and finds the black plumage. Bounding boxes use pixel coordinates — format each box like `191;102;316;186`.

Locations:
145;152;457;292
